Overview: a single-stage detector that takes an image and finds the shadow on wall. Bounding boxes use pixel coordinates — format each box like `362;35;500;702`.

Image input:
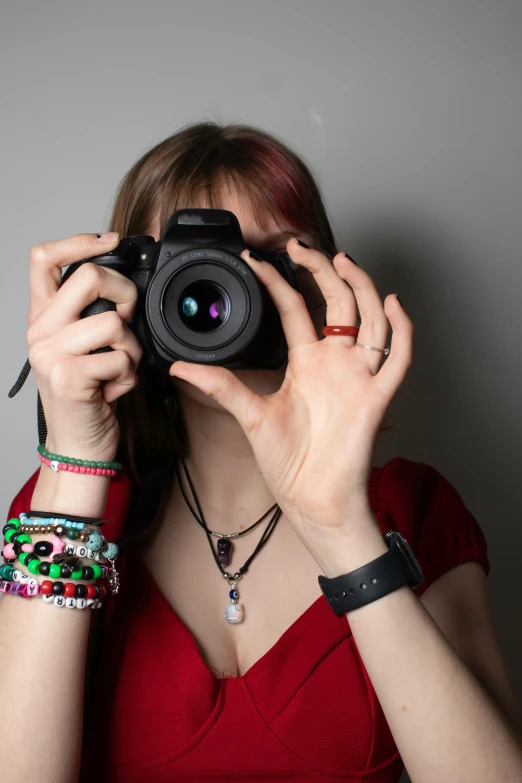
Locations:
338;208;522;718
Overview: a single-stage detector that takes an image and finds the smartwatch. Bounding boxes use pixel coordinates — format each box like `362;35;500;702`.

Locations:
318;531;424;616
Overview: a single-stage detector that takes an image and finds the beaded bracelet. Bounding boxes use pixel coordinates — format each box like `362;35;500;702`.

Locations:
37;443;122;471
0;564;38;583
0;580;104;608
4;517;117;561
23;510;104;526
3;517;120;596
4;521;109;560
2;523;106;579
20;511;103;531
38;452;118;477
17;550;106;580
0;564;108;602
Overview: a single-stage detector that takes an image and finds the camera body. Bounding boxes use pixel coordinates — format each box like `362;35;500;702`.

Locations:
61;209;300;372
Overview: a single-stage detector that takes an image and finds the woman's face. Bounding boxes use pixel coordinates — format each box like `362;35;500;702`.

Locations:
149;189;327;409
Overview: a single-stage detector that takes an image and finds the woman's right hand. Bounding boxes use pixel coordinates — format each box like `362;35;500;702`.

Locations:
27;232;143;463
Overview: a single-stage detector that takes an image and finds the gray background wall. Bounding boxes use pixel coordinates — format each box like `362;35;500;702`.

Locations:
1;1;521;779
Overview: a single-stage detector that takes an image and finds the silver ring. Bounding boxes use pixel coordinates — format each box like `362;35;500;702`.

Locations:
355;341;390;357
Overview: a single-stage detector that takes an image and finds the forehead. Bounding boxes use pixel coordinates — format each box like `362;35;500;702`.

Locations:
198;184;298;247
151;181;310;247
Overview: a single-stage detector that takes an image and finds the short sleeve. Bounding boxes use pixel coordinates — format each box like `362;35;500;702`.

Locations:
376;457;490;599
5;466;132;543
6;467;41;522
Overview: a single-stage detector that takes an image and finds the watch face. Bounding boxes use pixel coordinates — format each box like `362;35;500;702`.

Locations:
385;531;424;588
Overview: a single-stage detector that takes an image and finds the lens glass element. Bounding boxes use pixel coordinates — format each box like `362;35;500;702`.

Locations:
178;281;231;333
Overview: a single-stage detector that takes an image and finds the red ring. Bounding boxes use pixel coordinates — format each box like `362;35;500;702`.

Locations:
321;325;359;337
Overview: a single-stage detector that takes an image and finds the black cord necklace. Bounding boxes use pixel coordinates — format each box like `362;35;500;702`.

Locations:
175;455;282;624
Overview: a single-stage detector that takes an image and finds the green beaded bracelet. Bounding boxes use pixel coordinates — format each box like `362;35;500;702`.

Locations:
18;552;103;581
37;444;122;471
5;528;31;545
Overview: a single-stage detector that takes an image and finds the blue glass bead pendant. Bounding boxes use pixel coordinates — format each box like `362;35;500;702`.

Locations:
224;581;244;624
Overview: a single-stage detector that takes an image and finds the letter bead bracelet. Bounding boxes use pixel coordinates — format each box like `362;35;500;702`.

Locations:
2;515;121;604
0;579;106;608
3;519;117;570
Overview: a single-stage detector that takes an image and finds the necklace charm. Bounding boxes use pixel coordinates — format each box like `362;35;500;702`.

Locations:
217;538;232;566
224;580;244;624
107;556;120;595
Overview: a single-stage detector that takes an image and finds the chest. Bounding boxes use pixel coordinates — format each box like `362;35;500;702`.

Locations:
139;508;325;679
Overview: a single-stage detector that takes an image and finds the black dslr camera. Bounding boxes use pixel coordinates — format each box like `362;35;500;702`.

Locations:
61;208;300;372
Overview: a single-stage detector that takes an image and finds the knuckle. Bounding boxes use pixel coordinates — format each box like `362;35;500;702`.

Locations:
76;261;103;290
218;368;234;394
48;359;75;397
26;322;40;348
30;243;50;266
27;341;48;373
103;308;125;337
129;337;144;365
116;349;133;372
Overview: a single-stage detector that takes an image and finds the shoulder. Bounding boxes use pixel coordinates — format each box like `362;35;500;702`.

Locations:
373;455;468;530
372;456;490;597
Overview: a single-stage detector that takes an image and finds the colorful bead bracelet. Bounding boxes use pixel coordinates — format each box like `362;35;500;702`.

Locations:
4;517;117;561
19;512;103;530
3;514;120;596
38;452;118;477
0;564;37;583
0;580;104;608
17;550;106;580
37;443;122;471
3;523;108;579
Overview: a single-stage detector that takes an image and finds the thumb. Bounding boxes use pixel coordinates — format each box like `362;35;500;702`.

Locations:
169;361;265;432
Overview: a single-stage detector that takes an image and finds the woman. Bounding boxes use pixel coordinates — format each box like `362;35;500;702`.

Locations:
2;122;522;783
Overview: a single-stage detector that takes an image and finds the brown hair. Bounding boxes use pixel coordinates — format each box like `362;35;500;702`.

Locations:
108;121;394;486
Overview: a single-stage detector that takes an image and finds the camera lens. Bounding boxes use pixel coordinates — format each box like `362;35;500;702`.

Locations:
178;281;231;333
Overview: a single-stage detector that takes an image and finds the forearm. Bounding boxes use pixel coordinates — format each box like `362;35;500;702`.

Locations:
0;467;110;783
309;514;522;783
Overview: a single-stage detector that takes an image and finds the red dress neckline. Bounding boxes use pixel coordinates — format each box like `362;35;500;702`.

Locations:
125;545;349;685
115;464;382;692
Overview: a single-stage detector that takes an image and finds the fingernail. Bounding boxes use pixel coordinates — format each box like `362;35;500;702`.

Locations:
296;239;310;248
248;250;262;261
344;253;358;266
395;294;403;306
96;232;119;243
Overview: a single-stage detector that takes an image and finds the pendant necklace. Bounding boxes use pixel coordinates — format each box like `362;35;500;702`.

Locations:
175;456;282;624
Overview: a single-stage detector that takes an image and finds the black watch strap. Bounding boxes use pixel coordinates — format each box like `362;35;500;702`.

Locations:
318;531;424;616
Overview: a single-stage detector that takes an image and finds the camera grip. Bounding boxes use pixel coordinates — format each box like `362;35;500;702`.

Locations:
80;297;116;355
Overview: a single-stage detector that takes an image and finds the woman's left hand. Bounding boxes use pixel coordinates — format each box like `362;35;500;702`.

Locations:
169;240;413;539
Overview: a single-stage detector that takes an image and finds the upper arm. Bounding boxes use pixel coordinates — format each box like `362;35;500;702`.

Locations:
420;561;522;739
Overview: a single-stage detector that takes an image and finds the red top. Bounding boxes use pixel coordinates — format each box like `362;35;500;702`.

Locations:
7;457;490;783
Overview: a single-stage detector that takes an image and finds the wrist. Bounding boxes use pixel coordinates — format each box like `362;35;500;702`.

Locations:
44;438;119;465
32;466;111;519
303;515;388;579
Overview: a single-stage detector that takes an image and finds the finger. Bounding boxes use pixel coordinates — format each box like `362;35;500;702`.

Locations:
30;262;139;343
286;240;358;333
86;351;140;404
169;361;266;433
331;252;389;351
374;295;413;398
51;310;143;370
239;249;318;349
29;232;120;324
61;350;139;405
